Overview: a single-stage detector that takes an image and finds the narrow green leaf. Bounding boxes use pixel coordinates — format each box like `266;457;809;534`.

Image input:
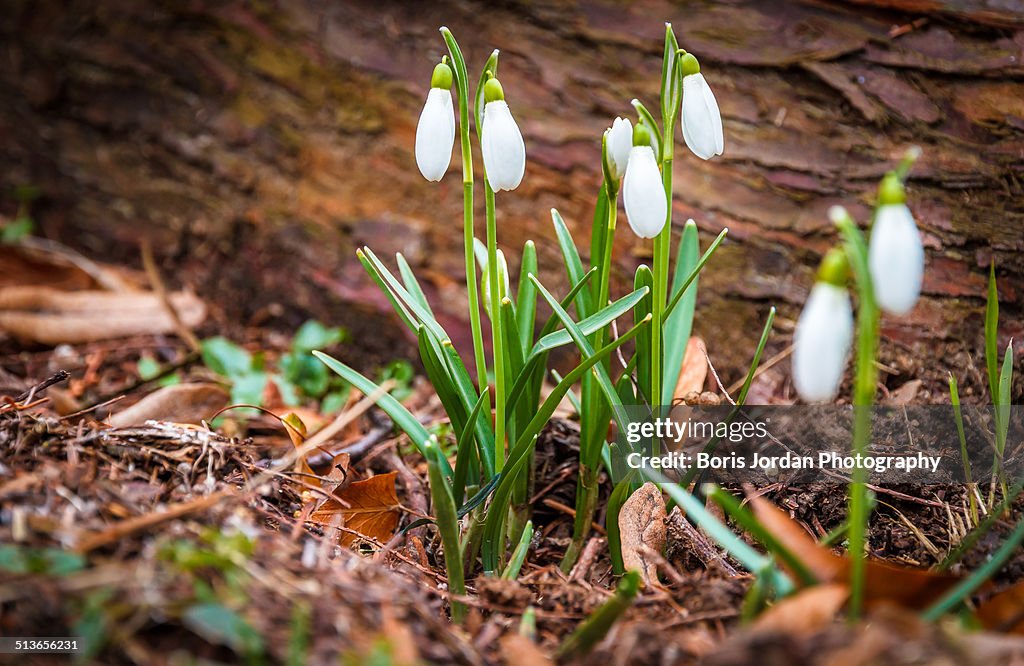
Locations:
663;227;728;321
502;520;532;580
361;247;448;341
313;351;451;476
530;276;633;457
551;208;593;318
357;249;417;331
397;253;434;317
996;342;1013;455
425;438;466;623
532;287;649;358
557;571;641;660
706;485;817;586
453;388;490;505
481;316;651;573
606;475;635;575
516;240;538;353
652;473;793;595
633;265;654;405
662;220;700;405
985;262;1000;401
924;514;1024;621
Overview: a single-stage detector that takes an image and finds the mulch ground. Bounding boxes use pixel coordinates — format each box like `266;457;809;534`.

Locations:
1;331;1023;665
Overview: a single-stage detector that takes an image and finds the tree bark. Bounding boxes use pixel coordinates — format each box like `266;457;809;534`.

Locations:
2;0;1021;396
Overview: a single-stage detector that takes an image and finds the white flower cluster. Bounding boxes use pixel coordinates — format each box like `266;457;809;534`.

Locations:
792;183;925;402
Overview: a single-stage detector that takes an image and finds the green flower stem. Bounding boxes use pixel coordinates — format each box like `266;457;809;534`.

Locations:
442;28;489;415
561;186;614;569
485;182;506;471
651;134;673;428
835;208;879;622
594;192;618;348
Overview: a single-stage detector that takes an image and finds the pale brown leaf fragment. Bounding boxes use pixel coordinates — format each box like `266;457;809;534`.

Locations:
106;384;228;427
674;336;708;401
618;482;667;585
753;583;849;635
0;287;205;344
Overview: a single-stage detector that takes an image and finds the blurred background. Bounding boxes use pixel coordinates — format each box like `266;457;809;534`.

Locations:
2;0;1022;401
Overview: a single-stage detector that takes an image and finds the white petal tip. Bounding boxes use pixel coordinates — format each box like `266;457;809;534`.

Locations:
827;206;847;224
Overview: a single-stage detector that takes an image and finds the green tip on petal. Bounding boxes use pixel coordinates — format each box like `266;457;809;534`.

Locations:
817;247;850;287
679;52;700;76
484;77;505;103
431;62;453;90
878;172;906;205
632;123;651;147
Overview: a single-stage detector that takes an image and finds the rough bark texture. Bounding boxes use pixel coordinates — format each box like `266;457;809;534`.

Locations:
2;0;1021;395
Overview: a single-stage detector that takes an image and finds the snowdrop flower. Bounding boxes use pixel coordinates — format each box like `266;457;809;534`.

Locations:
606;117;632;181
792;249;854;402
415;61;455;182
868;173;924;315
622;124;668;239
481;77;526;192
679;52;723;161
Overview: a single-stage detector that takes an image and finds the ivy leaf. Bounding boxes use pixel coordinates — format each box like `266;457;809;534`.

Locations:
201;337;253;378
291;320;345;353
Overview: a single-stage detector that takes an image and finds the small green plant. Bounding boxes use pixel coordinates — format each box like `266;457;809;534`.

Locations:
983;263;1014;506
201;320;348;412
314;23;741;624
1;184;40;244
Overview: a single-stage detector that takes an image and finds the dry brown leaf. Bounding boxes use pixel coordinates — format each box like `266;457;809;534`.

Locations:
753;583;849;635
0;286;205;344
674;336;708;401
309;471;400;547
106;384;228;428
976;582;1024;634
748;494;960;609
500;634;553;666
619;482;667;585
748;494;845;582
888;379;922;405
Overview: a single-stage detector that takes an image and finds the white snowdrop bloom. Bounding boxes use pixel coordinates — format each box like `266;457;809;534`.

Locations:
679;53;723;161
622;125;668;239
606;116;632;181
415;62;455;182
793;281;853;402
481;78;526;192
869;184;924;316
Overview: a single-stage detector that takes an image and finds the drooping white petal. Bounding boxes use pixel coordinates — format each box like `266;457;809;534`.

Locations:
792;282;854;402
622;145;668;239
868;204;924;315
482;100;526;192
681;73;724;161
607;117;632;180
415;88;455;182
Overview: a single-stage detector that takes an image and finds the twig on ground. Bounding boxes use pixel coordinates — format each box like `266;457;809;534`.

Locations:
141;239;202;354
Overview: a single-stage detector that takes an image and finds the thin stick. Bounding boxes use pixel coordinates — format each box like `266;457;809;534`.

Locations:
140;239;201;353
